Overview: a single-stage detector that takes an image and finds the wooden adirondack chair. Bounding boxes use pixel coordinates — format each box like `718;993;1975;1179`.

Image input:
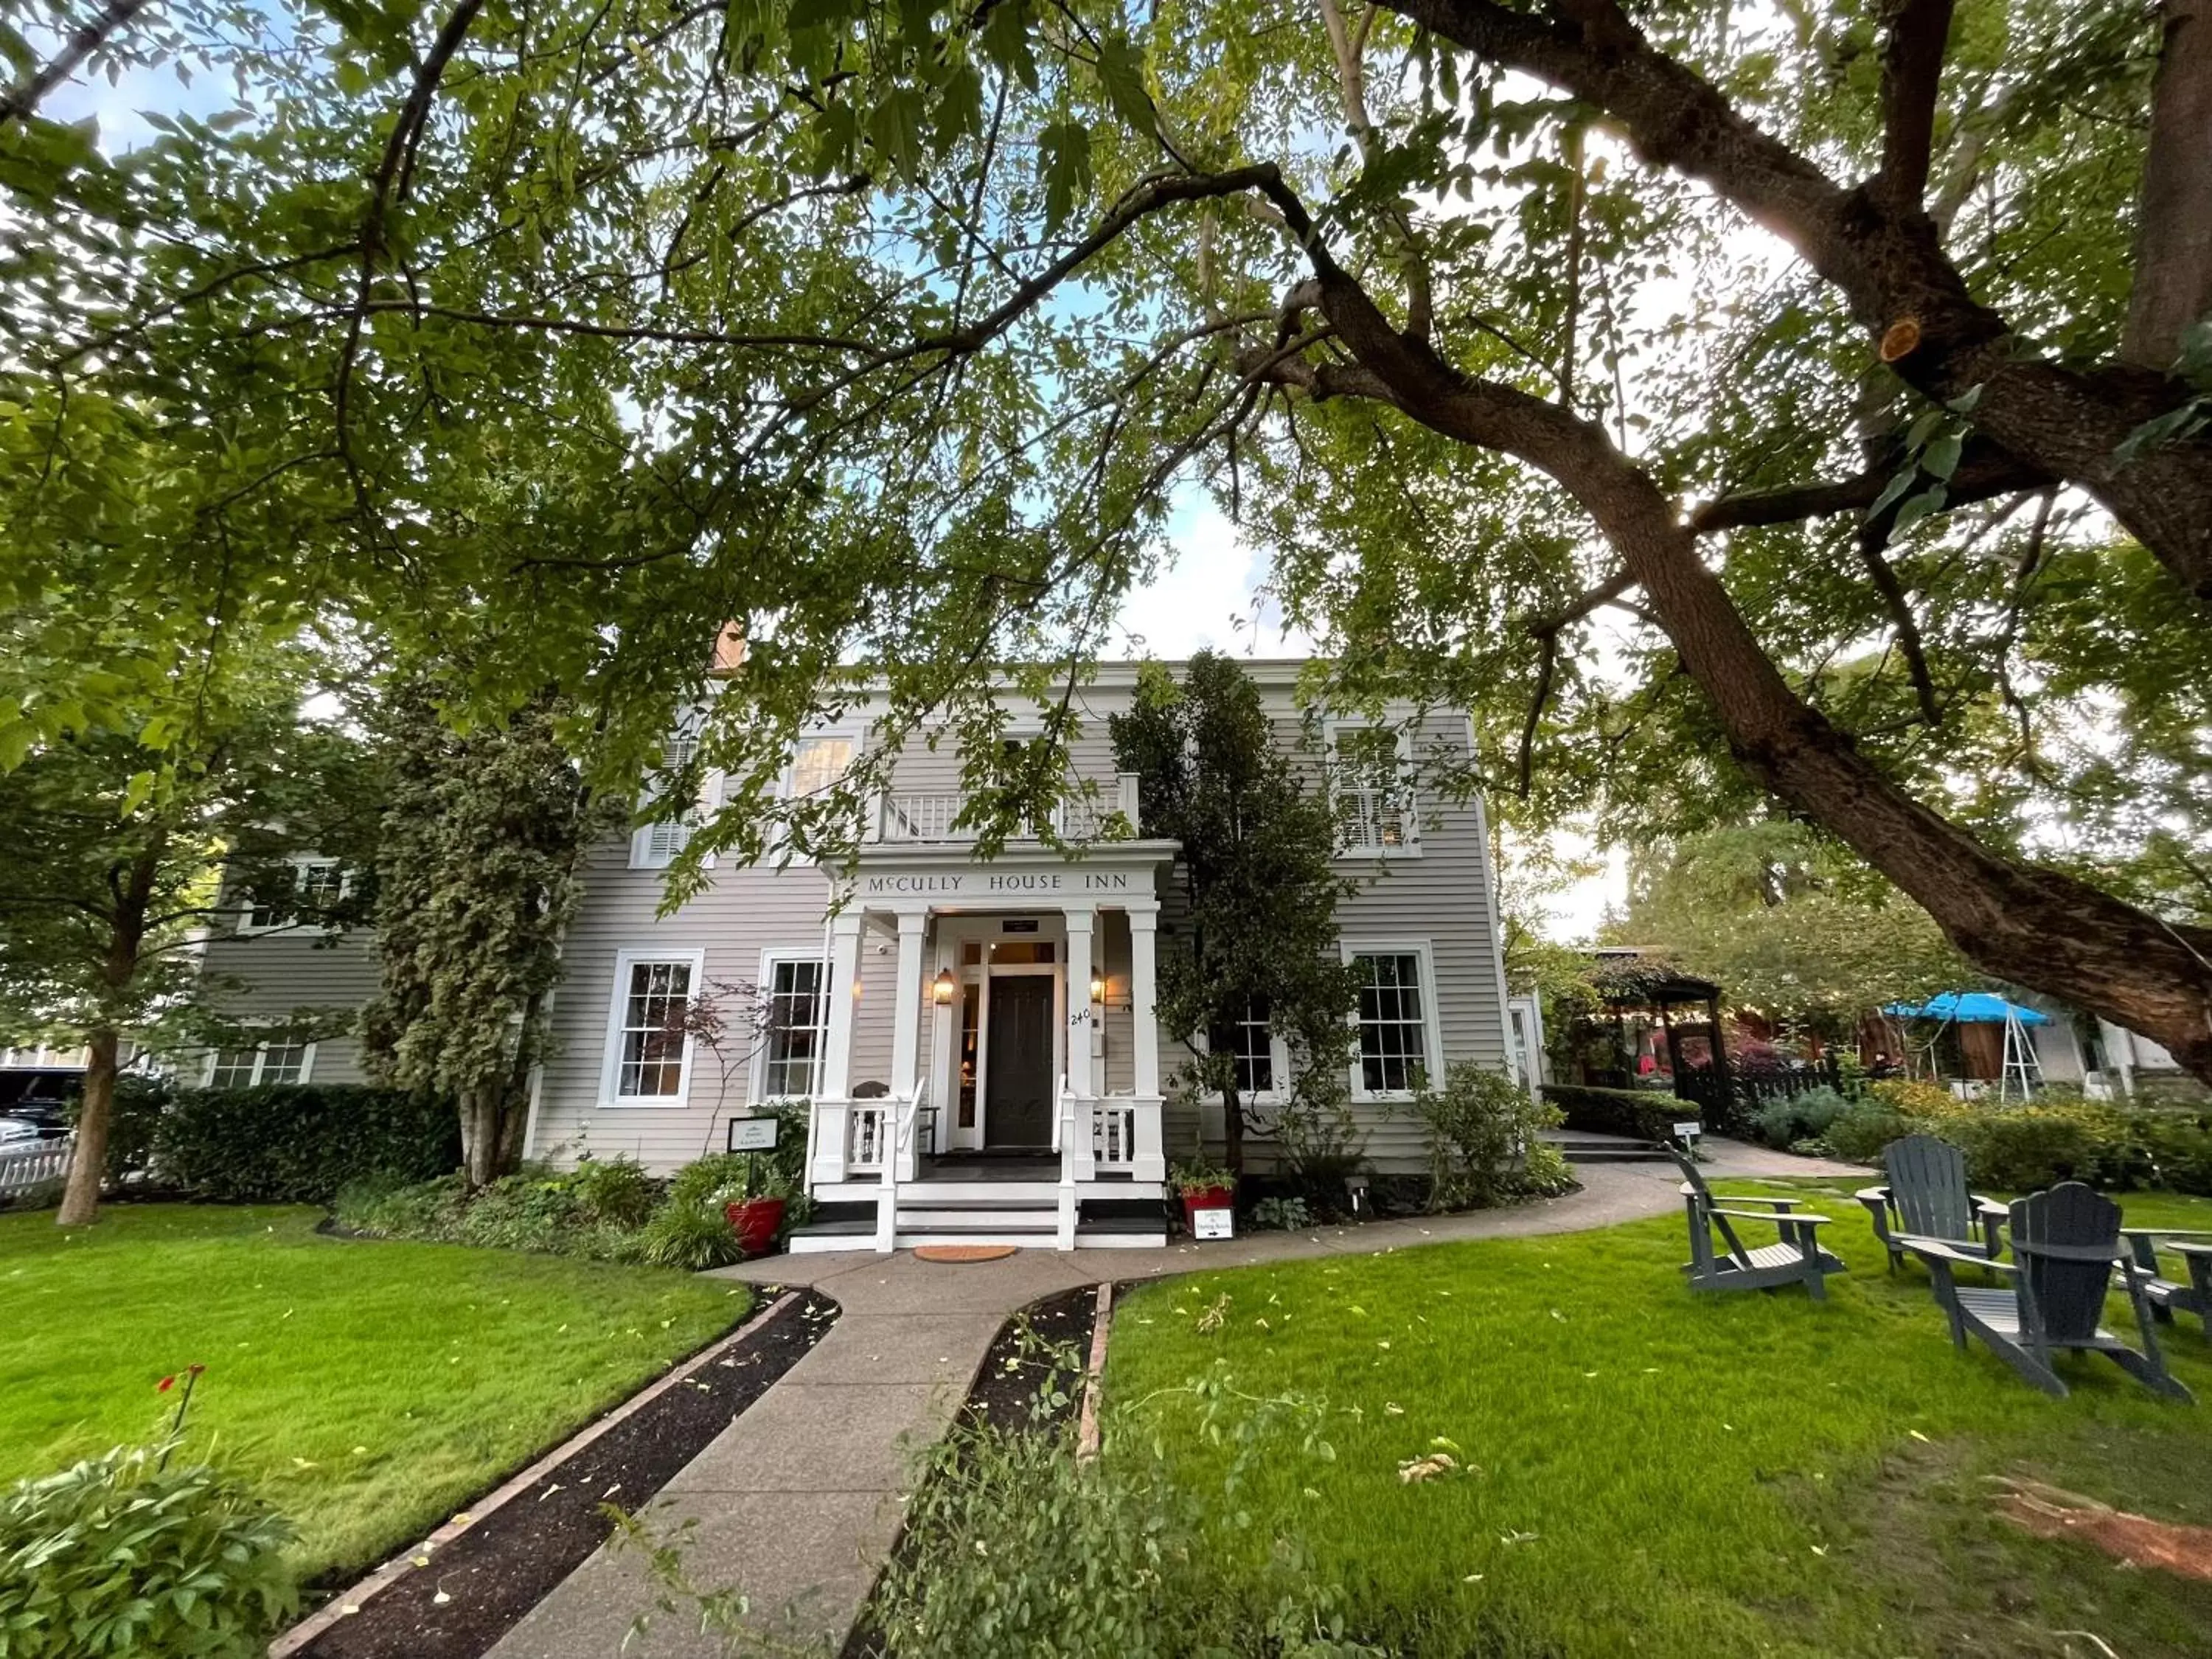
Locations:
1667;1144;1845;1299
1905;1183;2193;1402
1856;1133;2009;1273
2121;1227;2212;1338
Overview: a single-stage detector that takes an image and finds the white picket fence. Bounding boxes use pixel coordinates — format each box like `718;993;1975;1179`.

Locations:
0;1135;73;1199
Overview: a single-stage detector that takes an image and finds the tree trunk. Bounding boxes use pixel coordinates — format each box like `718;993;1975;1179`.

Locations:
1293;263;2212;1088
460;1086;501;1190
2126;0;2212;369
54;1027;119;1226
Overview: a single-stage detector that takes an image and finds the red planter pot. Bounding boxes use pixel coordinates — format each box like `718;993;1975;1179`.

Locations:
1180;1186;1235;1239
725;1197;787;1259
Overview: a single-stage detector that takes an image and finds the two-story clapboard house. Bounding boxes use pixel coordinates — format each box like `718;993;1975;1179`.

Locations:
195;659;1521;1251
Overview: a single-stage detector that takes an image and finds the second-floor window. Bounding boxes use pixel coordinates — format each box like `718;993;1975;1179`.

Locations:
633;731;703;869
1331;726;1416;855
243;858;346;931
759;956;827;1098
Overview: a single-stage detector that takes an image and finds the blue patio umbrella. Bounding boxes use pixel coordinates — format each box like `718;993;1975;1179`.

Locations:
1880;992;2051;1025
1879;992;2051;1099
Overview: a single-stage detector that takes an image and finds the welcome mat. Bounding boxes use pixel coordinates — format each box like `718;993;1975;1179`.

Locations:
914;1243;1019;1263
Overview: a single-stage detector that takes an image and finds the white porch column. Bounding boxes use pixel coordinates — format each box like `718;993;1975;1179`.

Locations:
1063;908;1095;1099
813;909;865;1183
889;910;928;1178
1127;902;1166;1180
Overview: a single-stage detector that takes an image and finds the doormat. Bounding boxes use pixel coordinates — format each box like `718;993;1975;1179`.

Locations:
915;1243;1020;1263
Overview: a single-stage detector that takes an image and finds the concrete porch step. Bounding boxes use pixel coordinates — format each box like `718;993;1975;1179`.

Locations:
892;1206;1060;1230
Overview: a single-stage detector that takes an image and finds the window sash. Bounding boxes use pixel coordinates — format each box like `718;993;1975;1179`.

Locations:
1231;999;1275;1096
761;959;827;1098
1333;728;1413;852
615;960;693;1098
1352;952;1427;1093
788;737;855;801
207;1041;310;1088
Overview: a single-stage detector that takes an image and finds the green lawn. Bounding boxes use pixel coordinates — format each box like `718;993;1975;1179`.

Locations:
0;1204;749;1582
1106;1181;2212;1658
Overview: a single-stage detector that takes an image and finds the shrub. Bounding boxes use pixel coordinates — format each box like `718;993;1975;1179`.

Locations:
1866;1077;1969;1119
1543;1082;1694;1144
568;1156;658;1226
1943;1102;2152;1192
2140;1114;2212;1197
1408;1063;1565;1209
633;1200;743;1270
1248;1194;1311;1232
1821;1106;1920;1165
156;1084;459;1203
1750;1086;1855;1151
102;1074;175;1183
0;1445;297;1658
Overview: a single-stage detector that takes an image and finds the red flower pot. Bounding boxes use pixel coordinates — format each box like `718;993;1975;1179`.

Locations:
725;1197;787;1258
1180;1186;1235;1239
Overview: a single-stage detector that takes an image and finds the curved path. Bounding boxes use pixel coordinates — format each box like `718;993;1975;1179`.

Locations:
488;1141;1860;1658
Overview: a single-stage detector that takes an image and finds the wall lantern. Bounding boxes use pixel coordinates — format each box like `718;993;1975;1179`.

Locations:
1089;970;1108;1005
933;967;959;1006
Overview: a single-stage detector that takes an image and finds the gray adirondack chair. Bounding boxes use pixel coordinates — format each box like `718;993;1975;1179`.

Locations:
1667;1144;1845;1299
1856;1133;2008;1273
2121;1227;2212;1338
1905;1183;2192;1402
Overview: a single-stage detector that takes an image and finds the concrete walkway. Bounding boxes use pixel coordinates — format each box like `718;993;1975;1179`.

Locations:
489;1141;1860;1657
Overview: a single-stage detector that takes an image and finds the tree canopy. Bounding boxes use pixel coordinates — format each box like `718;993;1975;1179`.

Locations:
1;0;2208;1079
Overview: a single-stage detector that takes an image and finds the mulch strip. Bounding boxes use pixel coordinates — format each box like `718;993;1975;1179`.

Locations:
288;1287;838;1659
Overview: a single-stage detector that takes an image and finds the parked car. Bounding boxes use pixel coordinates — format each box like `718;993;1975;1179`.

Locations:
2;1099;72;1138
0;1117;42;1144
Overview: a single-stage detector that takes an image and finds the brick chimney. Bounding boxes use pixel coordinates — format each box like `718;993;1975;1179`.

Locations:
709;622;746;675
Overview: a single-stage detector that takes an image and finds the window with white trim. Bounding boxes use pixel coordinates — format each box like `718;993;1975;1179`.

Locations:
1330;725;1417;855
759;957;828;1098
242;857;347;931
1351;950;1430;1093
1231;998;1276;1097
779;733;860;857
632;731;703;869
205;1040;312;1088
609;957;695;1100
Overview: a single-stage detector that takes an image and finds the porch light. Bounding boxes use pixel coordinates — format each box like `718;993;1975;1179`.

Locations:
933;967;958;1006
1089;970;1107;1005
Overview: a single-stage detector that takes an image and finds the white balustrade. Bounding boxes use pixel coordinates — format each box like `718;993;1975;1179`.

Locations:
0;1135;73;1198
846;1103;888;1173
872;773;1143;844
1091;1100;1138;1172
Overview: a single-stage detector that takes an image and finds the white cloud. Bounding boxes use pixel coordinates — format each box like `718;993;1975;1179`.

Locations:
1112;494;1315;660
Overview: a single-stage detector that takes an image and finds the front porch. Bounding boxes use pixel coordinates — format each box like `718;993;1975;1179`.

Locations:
790;837;1178;1252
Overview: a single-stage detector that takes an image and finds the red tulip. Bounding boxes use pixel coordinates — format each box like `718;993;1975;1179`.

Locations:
156;1376;175;1392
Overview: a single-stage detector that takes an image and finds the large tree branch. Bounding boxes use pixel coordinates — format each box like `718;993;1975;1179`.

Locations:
1873;0;1956;211
2126;0;2212;368
1375;0;2212;599
1239;173;2212;1079
1688;440;2052;534
0;0;152;129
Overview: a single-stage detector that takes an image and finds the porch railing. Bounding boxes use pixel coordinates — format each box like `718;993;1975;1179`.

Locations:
871;772;1141;844
846;1102;888;1174
0;1134;73;1200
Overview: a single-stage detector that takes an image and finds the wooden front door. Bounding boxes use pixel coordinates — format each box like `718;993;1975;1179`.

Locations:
984;974;1055;1147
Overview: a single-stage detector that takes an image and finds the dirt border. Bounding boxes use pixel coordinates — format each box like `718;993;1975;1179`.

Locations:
271;1287;831;1659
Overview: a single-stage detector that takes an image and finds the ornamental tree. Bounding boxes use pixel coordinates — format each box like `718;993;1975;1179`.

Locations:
2;0;2209;1083
0;585;371;1225
359;681;613;1189
1109;652;1360;1174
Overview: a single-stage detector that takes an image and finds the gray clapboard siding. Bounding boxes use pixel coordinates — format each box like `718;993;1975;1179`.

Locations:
195;927;380;1083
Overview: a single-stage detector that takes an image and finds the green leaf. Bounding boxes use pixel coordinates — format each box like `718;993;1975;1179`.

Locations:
1891;484;1948;535
1093;33;1155;134
1868;466;1919;520
1037;120;1092;234
1921;432;1962;481
120;770;157;818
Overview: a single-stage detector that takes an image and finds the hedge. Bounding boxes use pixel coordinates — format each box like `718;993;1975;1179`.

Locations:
1542;1083;1697;1145
155;1084;460;1203
1820;1085;2212;1198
